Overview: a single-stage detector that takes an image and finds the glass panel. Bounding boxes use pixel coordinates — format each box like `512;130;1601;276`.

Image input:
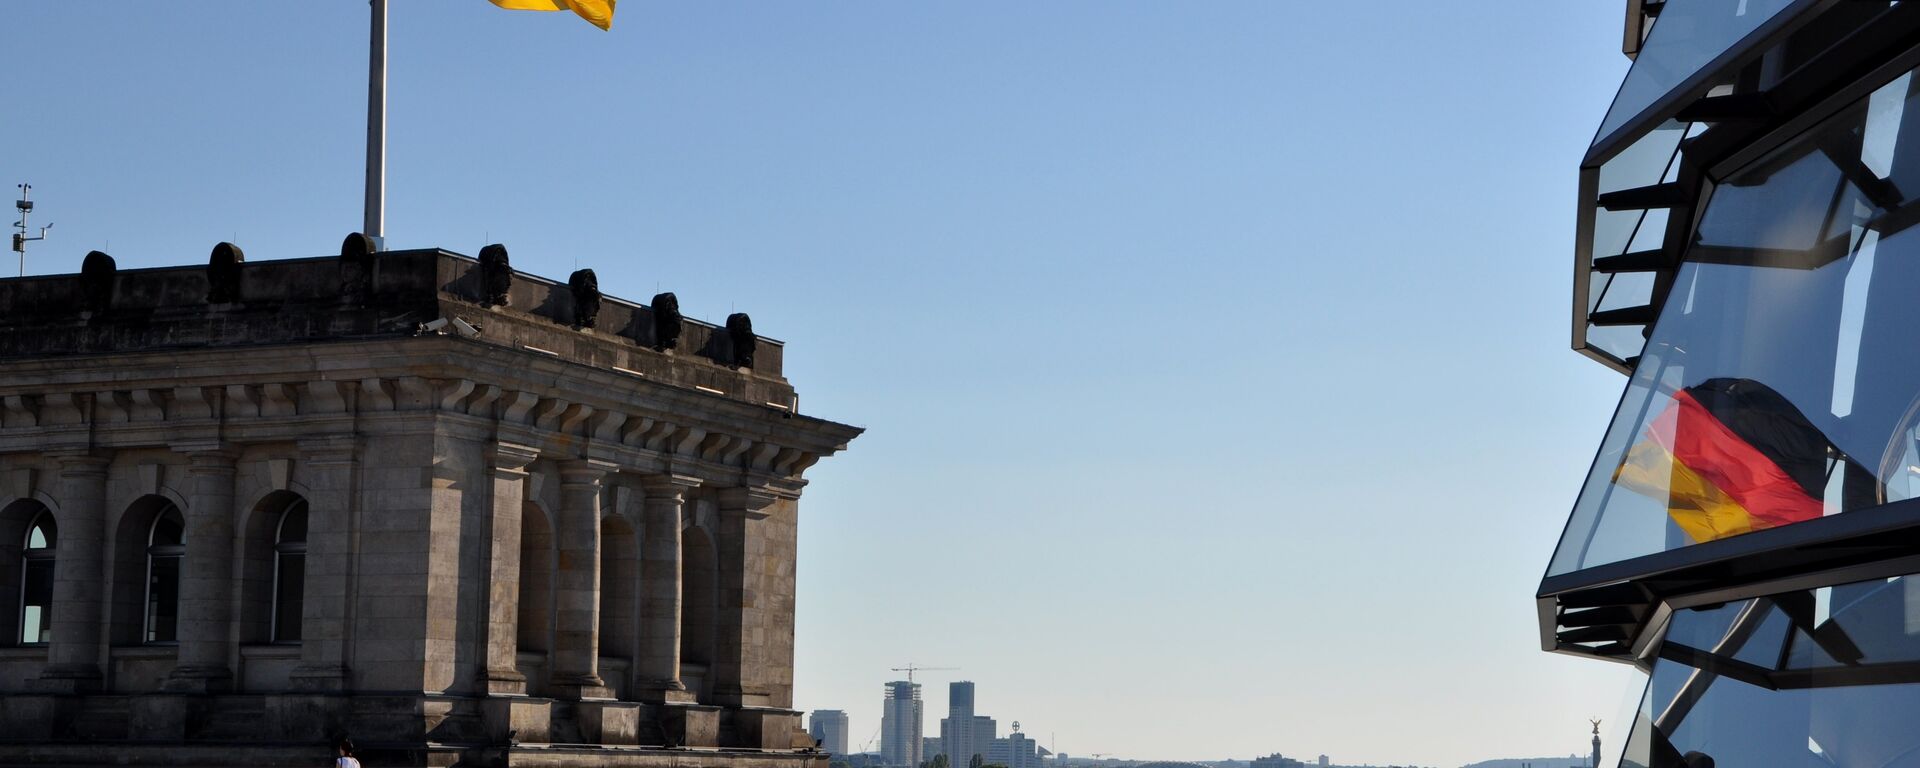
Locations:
1582;122;1690;367
274;552;304;643
146;554;180;643
1589;325;1655;367
26;514;52;550
1594;0;1799;147
21;557;52;644
1551;66;1920;576
150;507;183;547
1599;270;1658;313
277;501;307;544
1622;572;1920;768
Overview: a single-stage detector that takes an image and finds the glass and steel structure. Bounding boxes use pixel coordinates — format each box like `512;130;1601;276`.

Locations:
1544;2;1920;766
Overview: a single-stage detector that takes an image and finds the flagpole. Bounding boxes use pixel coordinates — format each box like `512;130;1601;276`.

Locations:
365;0;388;249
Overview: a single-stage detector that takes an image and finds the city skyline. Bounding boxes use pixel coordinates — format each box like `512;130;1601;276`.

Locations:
2;3;1640;765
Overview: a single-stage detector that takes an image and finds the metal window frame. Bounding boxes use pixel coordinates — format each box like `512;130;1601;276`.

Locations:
1586;0;1837;169
270;498;308;645
17;507;54;646
143;505;184;646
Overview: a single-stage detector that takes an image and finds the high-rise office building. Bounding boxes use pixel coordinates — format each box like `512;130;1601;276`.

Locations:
941;681;977;767
811;710;850;756
973;716;996;744
882;681;924;768
1543;2;1920;765
986;726;1041;768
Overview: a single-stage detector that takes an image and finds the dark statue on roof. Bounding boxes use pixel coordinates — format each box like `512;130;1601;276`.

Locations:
651;291;682;351
569;268;601;329
207;242;245;304
339;232;375;295
727;312;756;369
80;250;116;312
478;244;513;307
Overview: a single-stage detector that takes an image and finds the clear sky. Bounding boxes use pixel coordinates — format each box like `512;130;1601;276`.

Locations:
4;3;1643;766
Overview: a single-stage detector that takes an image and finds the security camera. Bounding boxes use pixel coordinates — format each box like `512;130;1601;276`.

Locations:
417;317;449;335
451;317;483;338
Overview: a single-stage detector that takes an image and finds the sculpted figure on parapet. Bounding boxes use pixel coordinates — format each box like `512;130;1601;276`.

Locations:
479;243;514;307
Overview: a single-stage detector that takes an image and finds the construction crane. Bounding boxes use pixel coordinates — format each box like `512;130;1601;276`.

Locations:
890;663;958;684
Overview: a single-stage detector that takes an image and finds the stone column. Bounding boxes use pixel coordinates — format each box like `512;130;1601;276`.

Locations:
481;443;538;695
166;449;239;691
711;486;777;708
635;474;699;702
37;455;109;692
550;460;614;700
291;437;357;690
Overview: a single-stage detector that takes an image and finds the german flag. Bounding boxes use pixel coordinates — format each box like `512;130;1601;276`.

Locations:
1614;378;1869;543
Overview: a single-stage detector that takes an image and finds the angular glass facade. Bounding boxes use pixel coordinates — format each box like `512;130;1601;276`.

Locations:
1544;4;1920;766
1554;69;1920;576
1593;0;1802;148
1620;573;1920;767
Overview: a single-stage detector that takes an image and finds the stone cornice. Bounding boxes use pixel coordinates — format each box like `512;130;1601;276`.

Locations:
0;339;859;484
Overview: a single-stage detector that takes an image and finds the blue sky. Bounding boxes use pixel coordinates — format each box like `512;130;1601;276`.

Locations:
5;3;1641;765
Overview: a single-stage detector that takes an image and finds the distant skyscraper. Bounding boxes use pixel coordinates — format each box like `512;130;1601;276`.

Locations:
943;681;979;767
1317;757;1328;768
987;725;1042;768
811;710;850;756
882;682;924;768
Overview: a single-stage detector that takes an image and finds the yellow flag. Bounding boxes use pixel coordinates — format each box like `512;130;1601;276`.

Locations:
489;0;616;31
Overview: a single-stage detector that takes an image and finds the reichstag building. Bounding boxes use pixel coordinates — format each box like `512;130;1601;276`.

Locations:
1544;1;1920;766
0;238;860;766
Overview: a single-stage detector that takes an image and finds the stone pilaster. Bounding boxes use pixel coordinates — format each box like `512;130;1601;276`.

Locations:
635;474;700;702
550;459;614;700
711;485;778;708
290;437;356;691
36;455;109;692
165;448;240;691
481;442;539;695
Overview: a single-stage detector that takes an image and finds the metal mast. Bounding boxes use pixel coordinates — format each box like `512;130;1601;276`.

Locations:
11;184;51;277
364;0;388;249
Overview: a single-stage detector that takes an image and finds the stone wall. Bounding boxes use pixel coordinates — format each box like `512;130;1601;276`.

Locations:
0;250;858;766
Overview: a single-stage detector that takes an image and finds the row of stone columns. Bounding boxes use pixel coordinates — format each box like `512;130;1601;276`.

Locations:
25;440;768;703
481;447;770;705
31;443;358;694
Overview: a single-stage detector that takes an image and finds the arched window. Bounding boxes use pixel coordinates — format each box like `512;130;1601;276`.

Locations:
272;499;308;643
19;509;55;644
145;506;184;643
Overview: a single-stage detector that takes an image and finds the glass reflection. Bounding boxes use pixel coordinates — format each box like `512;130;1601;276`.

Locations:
1594;0;1798;149
1551;67;1920;576
1621;573;1920;767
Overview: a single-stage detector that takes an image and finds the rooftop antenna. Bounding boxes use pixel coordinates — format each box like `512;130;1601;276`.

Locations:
12;184;52;277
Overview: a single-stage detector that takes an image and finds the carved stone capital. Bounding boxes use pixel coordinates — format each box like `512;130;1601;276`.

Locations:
181;447;241;476
558;458;618;487
640;474;702;506
298;435;358;466
48;453;110;477
488;442;541;477
717;486;780;519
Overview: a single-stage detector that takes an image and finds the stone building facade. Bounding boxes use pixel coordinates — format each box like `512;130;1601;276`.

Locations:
0;240;860;766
